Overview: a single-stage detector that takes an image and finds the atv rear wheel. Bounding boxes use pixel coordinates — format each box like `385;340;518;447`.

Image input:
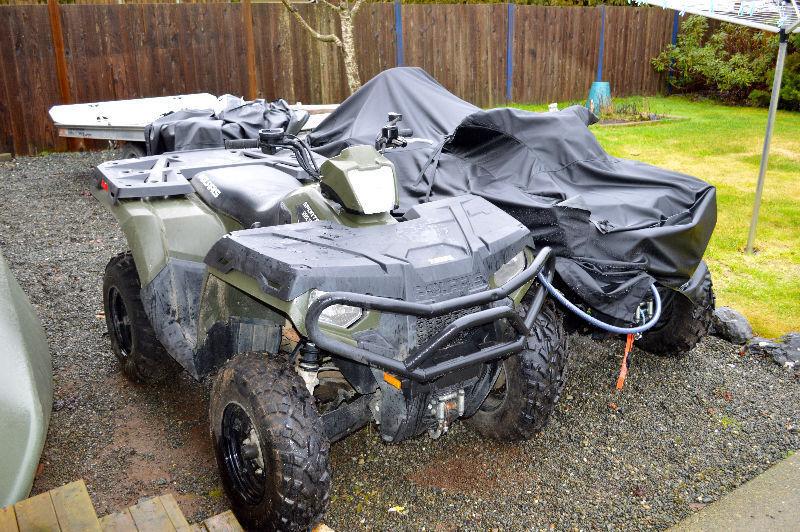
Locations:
119;142;146;159
210;353;331;531
467;299;569;441
103;252;180;383
636;272;715;358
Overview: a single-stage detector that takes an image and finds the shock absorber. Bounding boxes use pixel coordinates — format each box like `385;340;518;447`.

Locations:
297;342;320;395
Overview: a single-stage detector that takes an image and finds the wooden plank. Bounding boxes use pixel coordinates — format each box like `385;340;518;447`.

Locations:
47;0;81;151
50;480;101;531
47;0;71;107
0;8;17;154
128;497;176;532
157;495;189;529
0;506;19;532
175;525;206;532
99;510;138;532
13;492;59;532
202;511;243;532
242;0;257;100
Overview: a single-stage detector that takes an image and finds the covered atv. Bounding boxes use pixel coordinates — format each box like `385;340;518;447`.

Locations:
94;121;569;530
309;67;717;355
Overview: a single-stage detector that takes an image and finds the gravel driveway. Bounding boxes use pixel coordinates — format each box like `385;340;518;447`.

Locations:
1;151;798;529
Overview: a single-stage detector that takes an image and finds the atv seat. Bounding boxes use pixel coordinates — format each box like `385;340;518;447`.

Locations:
191;165;301;228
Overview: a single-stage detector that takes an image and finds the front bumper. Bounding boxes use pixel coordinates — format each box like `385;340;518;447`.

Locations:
307;247;553;382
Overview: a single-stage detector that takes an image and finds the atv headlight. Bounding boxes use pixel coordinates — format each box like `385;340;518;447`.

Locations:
310;290;363;328
492;252;527;287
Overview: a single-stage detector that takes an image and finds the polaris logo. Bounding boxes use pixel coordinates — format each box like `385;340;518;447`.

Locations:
198;174;221;198
298;202;319;222
414;273;484;300
429;255;455;265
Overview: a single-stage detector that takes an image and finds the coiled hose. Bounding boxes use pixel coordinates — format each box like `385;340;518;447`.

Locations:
536;272;662;335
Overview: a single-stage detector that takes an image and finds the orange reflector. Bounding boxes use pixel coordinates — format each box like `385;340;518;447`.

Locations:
383;372;402;389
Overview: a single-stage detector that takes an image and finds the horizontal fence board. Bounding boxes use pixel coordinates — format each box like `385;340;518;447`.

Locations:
0;3;674;155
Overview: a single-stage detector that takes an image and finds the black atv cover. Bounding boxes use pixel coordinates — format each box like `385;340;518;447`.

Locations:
145;98;296;155
309;68;716;324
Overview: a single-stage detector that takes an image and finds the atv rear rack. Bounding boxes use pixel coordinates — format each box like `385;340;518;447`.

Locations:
307;247;554;382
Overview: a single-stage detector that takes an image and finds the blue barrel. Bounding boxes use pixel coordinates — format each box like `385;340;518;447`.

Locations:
586;81;612;115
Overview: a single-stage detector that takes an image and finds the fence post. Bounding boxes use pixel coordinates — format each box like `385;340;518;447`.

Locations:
47;0;81;151
394;0;404;67
242;0;258;100
667;11;680;94
596;5;606;82
506;3;515;102
671;11;680;45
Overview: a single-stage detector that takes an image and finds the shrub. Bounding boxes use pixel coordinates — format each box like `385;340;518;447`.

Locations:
653;16;800;110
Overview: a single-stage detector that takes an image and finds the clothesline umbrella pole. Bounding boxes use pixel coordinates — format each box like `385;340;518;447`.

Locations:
635;0;799;254
746;26;793;253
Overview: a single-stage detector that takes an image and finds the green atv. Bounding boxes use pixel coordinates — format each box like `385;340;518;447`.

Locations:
95;117;568;530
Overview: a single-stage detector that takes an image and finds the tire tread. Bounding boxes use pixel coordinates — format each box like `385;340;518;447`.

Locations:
103;251;179;383
637;273;715;357
467;300;569;441
210;354;330;531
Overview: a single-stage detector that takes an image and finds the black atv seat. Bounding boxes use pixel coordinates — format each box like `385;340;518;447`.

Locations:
191;165;301;228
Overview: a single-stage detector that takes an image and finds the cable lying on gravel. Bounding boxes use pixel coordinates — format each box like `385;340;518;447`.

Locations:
0;151;797;529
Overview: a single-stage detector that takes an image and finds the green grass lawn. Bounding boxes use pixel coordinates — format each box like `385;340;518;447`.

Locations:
513;97;800;338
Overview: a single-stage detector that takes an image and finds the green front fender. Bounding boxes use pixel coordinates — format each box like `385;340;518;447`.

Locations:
0;251;52;507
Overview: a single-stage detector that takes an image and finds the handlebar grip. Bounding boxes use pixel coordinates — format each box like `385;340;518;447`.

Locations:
224;138;260;149
399;128;413;137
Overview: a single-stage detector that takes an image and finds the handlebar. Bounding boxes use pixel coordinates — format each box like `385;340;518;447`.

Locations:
224;138;259;150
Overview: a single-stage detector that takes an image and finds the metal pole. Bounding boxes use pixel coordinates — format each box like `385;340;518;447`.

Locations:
596;6;606;82
746;29;788;254
394;0;404;67
506;3;515;102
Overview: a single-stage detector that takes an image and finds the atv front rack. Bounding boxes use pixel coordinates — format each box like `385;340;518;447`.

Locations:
307;247;554;382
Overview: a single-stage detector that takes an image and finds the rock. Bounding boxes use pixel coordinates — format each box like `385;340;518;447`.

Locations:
746;336;784;360
781;333;800;360
780;333;800;364
747;336;798;369
712;307;753;344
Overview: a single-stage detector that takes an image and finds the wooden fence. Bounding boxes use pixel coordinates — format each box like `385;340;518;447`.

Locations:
0;2;676;155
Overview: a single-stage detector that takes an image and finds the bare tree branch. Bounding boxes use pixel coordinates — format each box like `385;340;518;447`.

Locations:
318;0;343;13
350;0;366;15
280;0;343;46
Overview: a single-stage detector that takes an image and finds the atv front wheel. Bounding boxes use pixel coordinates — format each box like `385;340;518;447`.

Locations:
467;299;569;441
103;252;180;383
636;272;715;358
210;353;331;531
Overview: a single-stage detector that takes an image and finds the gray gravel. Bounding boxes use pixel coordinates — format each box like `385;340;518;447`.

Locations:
1;151;798;529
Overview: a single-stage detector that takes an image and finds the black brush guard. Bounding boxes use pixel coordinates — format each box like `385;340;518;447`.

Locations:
307;247;553;382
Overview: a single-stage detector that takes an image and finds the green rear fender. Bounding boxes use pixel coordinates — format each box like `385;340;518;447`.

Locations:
93;189;237;286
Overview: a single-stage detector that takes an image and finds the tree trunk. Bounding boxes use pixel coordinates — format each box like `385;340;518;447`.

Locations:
338;10;361;94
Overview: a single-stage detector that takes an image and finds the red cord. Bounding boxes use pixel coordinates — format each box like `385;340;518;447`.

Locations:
616;333;635;390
